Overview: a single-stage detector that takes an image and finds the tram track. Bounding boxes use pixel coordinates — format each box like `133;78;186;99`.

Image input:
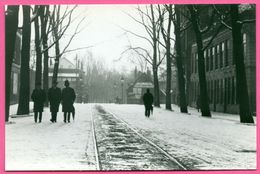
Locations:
90;105;188;170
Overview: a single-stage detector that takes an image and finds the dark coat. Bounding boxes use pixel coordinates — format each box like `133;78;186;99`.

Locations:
61;87;76;112
31;89;46;112
143;92;154;108
48;87;61;112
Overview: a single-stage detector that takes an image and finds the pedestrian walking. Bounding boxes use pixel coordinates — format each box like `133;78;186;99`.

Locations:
48;81;61;123
142;89;154;118
61;80;76;123
196;95;201;112
31;83;46;123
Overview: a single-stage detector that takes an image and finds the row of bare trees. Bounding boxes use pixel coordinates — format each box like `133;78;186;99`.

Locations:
5;5;82;122
123;4;254;123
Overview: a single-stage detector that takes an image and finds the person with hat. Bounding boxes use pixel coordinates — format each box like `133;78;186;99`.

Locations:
61;80;76;123
48;81;61;122
31;83;46;123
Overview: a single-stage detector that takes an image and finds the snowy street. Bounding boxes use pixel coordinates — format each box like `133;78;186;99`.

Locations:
5;103;256;171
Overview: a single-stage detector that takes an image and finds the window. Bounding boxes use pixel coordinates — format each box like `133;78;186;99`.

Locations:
221;79;224;104
225;40;229;66
204;50;208;72
195;53;198;73
214;80;218;104
231;77;235;104
220;42;224;68
13;72;18;95
215;45;218;69
227;77;231;104
211;47;214;70
207;49;210;71
224;78;227;105
243;33;247;58
211;80;213;103
191;54;194;73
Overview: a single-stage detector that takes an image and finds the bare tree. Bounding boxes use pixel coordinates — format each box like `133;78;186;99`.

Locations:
207;4;255;123
49;5;85;85
186;5;224;117
122;5;163;107
230;5;254;123
17;5;31;115
172;5;188;113
5;5;19;121
39;5;50;106
158;5;173;110
33;6;42;86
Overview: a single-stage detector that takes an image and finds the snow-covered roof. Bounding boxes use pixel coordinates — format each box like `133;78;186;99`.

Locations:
134;82;154;88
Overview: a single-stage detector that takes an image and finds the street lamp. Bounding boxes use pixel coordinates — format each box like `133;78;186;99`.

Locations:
113;83;117;103
120;76;124;104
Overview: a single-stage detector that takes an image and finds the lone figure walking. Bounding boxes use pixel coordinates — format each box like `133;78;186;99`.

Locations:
31;83;46;123
61;80;76;123
142;89;154;117
48;81;61;122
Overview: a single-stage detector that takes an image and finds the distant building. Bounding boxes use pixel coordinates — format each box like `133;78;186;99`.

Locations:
48;57;85;103
127;71;154;104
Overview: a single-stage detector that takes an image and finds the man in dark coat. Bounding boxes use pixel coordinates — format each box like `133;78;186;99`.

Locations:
48;81;61;123
142;89;154;117
31;83;46;123
61;80;76;123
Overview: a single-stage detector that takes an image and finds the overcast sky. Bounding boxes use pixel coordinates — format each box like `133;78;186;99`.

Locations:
57;5;152;73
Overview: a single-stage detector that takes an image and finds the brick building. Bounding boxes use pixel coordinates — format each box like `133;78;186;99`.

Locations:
184;6;256;114
10;29;35;105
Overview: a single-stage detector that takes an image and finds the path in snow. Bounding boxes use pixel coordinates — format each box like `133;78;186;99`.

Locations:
93;105;186;170
102;103;256;170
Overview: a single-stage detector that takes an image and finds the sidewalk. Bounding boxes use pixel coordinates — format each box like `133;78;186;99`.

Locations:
6;103;256;170
5;104;97;171
9;102;34;117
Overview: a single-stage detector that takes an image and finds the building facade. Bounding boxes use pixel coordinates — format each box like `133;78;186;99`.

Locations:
178;5;256;114
48;58;85;103
188;21;255;114
10;30;36;105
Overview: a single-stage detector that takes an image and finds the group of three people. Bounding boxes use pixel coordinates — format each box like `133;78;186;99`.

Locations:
31;80;76;123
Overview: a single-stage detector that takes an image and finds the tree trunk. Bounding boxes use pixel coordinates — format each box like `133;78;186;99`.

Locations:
164;6;172;111
150;5;160;107
34;6;42;87
174;6;188;113
5;5;19;121
188;6;211;117
230;5;254;123
51;6;61;85
17;5;31;115
52;35;61;85
165;44;172;110
40;5;50;106
153;65;160;107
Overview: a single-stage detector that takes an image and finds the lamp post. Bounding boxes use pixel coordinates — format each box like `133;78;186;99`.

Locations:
120;76;124;104
113;83;117;103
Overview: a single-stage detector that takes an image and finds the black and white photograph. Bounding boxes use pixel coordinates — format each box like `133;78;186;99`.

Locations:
5;4;256;171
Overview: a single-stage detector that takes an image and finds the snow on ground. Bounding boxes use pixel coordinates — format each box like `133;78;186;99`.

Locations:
102;104;256;170
6;103;256;171
5;104;96;171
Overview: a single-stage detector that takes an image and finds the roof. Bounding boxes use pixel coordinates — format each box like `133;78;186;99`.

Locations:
49;57;76;70
134;82;154;88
